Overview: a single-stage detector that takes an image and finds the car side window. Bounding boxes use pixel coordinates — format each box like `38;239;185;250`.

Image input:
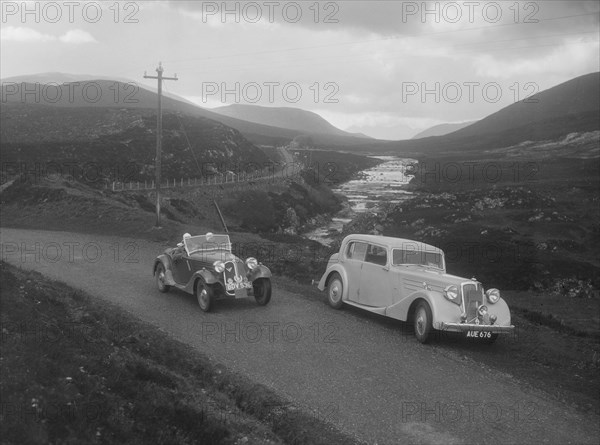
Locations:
346;242;367;261
365;244;387;266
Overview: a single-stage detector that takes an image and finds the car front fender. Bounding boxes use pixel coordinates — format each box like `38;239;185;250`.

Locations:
248;264;272;281
184;269;220;294
386;291;461;326
487;297;512;326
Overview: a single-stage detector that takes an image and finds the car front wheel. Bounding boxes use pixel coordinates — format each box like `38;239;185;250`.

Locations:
197;282;214;312
327;273;344;309
414;302;433;343
155;263;170;293
253;278;272;306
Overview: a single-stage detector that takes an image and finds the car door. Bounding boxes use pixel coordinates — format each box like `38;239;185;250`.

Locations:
358;243;394;307
172;252;194;285
343;241;367;303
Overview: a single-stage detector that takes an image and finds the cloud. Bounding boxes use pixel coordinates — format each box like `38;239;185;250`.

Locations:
472;38;600;79
1;27;96;44
58;29;97;44
0;27;55;43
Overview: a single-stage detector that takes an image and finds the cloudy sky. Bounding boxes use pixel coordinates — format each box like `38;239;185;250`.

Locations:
1;1;599;139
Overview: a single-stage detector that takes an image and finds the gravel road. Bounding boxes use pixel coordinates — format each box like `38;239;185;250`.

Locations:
1;227;598;445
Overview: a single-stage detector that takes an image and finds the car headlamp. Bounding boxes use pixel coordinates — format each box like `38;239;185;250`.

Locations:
486;288;500;304
245;257;258;270
213;261;225;273
477;305;488;317
444;285;459;301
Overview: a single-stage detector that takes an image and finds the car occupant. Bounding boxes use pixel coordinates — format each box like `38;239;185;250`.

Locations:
174;233;191;258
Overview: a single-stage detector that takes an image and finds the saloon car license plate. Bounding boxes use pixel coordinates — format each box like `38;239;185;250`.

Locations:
466;331;492;338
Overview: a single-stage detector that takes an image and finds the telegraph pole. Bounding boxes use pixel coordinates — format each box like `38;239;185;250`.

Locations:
144;62;178;226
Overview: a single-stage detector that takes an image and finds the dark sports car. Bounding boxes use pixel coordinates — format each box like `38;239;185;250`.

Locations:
153;233;272;311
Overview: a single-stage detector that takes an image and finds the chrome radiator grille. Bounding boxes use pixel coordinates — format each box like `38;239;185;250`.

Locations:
462;282;483;321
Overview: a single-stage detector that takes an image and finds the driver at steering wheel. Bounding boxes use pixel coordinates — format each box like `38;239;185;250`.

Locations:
174;233;191;258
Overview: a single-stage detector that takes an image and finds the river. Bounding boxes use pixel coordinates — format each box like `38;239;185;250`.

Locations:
305;156;416;246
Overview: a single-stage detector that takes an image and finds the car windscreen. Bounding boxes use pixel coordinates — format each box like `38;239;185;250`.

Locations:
184;235;231;254
392;248;444;269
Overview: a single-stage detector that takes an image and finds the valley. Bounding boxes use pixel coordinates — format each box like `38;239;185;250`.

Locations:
1;69;599;445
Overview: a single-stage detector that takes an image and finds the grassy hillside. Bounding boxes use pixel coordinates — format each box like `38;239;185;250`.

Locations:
0;261;362;445
1;103;271;185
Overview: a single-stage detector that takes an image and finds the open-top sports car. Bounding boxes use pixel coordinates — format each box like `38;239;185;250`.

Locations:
153;232;272;311
317;234;514;343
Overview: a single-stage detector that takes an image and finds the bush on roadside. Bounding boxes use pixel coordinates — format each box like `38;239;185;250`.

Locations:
552;278;596;299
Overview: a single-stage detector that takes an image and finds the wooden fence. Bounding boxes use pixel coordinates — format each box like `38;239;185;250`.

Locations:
107;165;303;192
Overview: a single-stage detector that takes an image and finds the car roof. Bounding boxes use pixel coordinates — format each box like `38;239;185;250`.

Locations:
341;234;443;255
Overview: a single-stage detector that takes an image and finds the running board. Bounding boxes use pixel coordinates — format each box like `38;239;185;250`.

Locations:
343;300;387;315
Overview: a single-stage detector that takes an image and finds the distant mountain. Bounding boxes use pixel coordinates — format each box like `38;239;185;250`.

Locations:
2;72;189;105
355;71;600;156
412;121;476;139
1;74;374;148
448;72;599;142
213;104;369;139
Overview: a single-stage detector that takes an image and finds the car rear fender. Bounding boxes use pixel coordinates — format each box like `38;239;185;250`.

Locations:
153;255;176;286
317;265;349;300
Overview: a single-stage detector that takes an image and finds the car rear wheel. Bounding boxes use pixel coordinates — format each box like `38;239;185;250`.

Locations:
414;302;433;343
253;278;272;306
155;263;170;293
327;273;344;309
197;282;214;312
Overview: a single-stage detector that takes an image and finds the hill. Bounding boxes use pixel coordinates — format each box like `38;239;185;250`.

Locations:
452;72;599;140
411;121;476;139
213;104;370;139
1;76;374;148
391;72;600;155
0;102;271;184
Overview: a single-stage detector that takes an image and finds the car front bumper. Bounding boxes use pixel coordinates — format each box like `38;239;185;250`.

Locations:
440;322;515;334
